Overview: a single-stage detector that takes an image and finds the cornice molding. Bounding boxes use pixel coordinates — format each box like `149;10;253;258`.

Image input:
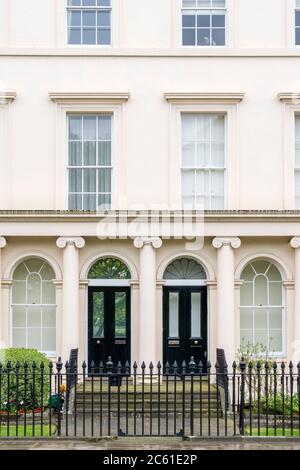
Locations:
0;92;16;104
49;92;130;105
278;92;300;104
164;92;245;105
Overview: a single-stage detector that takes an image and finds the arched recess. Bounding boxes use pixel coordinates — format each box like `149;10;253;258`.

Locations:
10;256;57;355
4;251;62;281
235;253;291;282
157;252;215;283
80;252;138;283
238;256;286;355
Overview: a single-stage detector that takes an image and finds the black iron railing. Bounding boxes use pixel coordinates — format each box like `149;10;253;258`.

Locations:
0;357;300;438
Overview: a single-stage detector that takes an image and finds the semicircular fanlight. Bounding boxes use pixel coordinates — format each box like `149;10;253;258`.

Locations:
88;258;131;280
163;258;206;280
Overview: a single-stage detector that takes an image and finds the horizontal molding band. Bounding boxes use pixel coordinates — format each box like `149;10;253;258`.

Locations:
0;92;17;103
49;92;130;104
164;92;245;104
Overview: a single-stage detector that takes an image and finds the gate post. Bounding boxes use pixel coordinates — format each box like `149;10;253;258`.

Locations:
239;357;246;436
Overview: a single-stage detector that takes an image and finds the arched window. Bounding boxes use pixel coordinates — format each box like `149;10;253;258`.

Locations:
240;260;284;354
12;259;56;354
88;258;131;279
163;257;206;280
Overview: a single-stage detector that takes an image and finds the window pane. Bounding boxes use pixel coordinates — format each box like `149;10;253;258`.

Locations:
93;291;104;338
240;329;253;345
69;116;82;140
196;142;210;167
253;260;270;274
27;328;41;349
296;28;300;45
42;281;56;304
269;282;282;305
197;12;210;27
27;307;41;327
68;28;81;44
191;292;201;337
25;259;44;272
240;308;253;329
183;29;196;45
255;330;268;349
98;194;111;209
240;283;253;306
211;114;225;140
27;273;41;304
83;142;96;166
69;194;82;210
212;13;225;27
68;11;81;27
182;115;196;141
82;11;96;27
98;169;111;192
254;275;268;306
269;308;282;329
212;28;225;45
97;11;111;26
43;328;56;351
83;169;97;192
42;307;56;328
169;292;179;338
241;264;255;281
182;13;196;27
254;308;268;329
98;115;112;139
296;11;300;27
183;0;197;7
269;330;282;352
12;281;26;304
69;142;82;166
182;170;195;197
197;29;211;45
83;116;96;140
83;28;96;44
12;329;26;348
12;306;26;327
98;142;111;166
13;263;29;280
83;194;97;210
115;292;126;338
69;169;82;192
97;29;111;44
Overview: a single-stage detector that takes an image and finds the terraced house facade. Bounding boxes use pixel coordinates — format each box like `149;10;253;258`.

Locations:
1;0;300;371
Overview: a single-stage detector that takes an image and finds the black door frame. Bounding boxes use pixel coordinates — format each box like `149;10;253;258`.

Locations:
88;286;131;368
163;285;208;367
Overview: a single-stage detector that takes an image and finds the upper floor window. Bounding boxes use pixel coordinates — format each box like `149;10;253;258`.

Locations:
67;0;112;45
181;113;226;210
68;114;112;210
182;0;226;47
295;115;300;208
296;1;300;45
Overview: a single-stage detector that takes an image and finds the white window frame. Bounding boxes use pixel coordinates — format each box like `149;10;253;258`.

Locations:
56;0;121;47
278;94;300;209
67;113;114;211
180;0;228;48
50;94;129;210
295;0;300;46
181;112;227;211
165;96;242;210
240;261;286;357
10;260;57;357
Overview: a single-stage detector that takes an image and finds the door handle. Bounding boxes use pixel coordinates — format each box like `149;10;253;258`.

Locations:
96;340;101;345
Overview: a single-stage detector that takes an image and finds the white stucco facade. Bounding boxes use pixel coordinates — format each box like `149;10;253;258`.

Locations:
1;0;300;367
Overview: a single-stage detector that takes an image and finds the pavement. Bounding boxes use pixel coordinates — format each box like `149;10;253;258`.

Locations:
0;437;300;450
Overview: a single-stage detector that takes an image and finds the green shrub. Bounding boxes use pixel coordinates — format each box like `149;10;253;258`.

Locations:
254;393;299;415
0;349;51;412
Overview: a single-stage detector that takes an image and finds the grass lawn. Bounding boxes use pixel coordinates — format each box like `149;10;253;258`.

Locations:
0;424;56;437
245;427;300;437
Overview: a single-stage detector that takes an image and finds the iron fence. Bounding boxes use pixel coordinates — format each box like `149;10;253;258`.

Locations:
0;356;300;438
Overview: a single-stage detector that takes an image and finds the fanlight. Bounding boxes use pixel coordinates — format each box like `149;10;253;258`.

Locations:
163;258;206;280
88;258;131;280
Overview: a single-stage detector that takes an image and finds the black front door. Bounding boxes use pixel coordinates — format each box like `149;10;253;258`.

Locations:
88;287;131;369
163;287;207;369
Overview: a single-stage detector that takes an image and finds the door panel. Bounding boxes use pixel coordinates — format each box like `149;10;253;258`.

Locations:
88;287;131;370
163;287;207;370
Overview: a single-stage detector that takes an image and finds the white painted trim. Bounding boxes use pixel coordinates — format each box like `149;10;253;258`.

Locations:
164;92;245;104
49;92;130;104
88;279;131;287
167;102;240;210
53;102;126;210
164;280;207;286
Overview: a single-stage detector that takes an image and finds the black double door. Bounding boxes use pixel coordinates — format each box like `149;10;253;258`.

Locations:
163;287;207;369
88;287;131;369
